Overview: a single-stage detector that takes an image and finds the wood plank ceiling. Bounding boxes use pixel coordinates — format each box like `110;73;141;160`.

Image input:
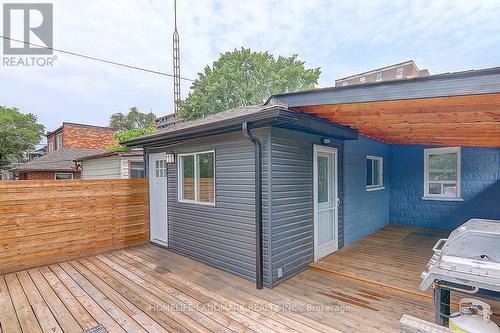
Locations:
293;93;500;147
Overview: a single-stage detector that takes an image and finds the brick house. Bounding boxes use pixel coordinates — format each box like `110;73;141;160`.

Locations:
13;123;116;180
335;60;430;87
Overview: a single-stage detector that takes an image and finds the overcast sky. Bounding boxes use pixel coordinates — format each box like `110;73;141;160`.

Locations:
1;0;500;135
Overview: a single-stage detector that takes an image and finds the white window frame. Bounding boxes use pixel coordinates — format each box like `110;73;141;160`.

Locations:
376;71;383;82
48;141;54;153
54;172;73;180
396;66;404;79
366;155;384;191
55;133;63;150
423;147;462;201
341;81;348;87
177;150;215;206
360;76;366;83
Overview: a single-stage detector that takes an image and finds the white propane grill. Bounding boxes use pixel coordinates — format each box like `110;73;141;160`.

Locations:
420;218;500;293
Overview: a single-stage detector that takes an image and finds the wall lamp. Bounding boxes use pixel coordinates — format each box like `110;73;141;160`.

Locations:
165;153;176;164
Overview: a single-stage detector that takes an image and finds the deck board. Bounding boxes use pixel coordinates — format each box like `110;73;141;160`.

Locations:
309;224;450;297
0;242;440;333
309;224;500;317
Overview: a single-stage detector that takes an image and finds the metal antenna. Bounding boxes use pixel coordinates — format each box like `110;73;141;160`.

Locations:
172;0;181;117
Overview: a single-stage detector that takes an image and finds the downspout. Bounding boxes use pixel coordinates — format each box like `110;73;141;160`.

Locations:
242;122;263;290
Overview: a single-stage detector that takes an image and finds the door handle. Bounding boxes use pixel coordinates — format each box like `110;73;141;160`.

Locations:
336;198;341;207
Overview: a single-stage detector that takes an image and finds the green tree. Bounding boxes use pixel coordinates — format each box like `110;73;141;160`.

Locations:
109;107;156;131
0;106;45;167
106;127;156;152
179;47;321;121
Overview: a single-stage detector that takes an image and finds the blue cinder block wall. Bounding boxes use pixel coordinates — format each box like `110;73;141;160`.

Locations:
343;135;391;244
389;145;500;230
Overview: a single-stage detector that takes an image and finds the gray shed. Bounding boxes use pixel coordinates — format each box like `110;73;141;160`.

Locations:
125;105;357;288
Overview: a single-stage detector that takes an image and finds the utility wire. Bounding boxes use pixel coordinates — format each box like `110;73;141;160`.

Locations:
1;35;195;82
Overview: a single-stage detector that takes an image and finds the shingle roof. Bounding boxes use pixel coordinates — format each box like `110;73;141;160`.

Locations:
159;106;262;133
12;148;104;172
74;149;143;162
124;105;357;147
124;105;263;144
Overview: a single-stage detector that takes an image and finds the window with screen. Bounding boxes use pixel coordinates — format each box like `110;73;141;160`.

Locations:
129;162;144;178
396;66;404;79
424;147;461;199
55;133;63;150
366;156;384;190
55;173;72;180
178;151;215;205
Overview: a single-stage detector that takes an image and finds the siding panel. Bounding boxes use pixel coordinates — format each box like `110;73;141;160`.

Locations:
149;129;270;285
269;128;344;287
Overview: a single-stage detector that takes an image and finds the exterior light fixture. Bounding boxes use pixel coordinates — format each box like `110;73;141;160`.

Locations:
321;138;331;145
165;153;176;164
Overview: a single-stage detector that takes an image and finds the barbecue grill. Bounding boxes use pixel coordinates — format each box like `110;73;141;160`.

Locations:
419;218;500;325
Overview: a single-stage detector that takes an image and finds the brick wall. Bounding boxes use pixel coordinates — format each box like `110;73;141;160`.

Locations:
390;145;500;230
46;123;116;152
63;124;116;149
20;171;81;180
343;135;391;244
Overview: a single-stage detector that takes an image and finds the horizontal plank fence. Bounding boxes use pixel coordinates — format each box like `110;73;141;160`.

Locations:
0;179;149;274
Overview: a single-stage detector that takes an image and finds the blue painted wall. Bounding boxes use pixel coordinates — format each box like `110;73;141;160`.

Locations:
389;145;500;230
343;135;391;244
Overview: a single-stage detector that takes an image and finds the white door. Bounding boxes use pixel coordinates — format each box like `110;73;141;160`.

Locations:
149;153;168;246
313;145;339;261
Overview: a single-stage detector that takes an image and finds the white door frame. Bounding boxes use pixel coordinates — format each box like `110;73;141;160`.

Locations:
313;145;339;261
148;153;168;247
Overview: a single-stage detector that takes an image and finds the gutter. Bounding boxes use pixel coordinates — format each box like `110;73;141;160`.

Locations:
242;122;264;290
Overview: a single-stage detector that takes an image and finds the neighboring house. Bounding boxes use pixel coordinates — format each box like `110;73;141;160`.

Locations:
155;113;177;129
125;66;500;289
0;147;46;181
12;122;116;180
0;165;17;181
12;148;105;180
75;150;145;179
46;122;116;153
24;146;46;162
335;60;430;87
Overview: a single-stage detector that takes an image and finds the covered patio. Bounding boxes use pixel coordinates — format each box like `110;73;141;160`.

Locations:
310;224;500;323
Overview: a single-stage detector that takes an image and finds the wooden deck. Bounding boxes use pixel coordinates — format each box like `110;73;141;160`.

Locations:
0;244;437;333
310;224;448;299
310;224;500;316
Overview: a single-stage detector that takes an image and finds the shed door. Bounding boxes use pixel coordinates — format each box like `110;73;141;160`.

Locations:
149;153;168;246
313;145;339;261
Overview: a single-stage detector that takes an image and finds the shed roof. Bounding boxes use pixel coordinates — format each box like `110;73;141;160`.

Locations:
124;105;357;147
12;148;104;172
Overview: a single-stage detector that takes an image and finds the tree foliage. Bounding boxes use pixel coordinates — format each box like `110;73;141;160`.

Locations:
109;107;156;131
0;106;45;167
106;127;156;152
179;48;321;121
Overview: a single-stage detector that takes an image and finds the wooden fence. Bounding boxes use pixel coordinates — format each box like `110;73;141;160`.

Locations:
0;179;149;274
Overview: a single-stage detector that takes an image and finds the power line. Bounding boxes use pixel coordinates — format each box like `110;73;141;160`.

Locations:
1;35;195;82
